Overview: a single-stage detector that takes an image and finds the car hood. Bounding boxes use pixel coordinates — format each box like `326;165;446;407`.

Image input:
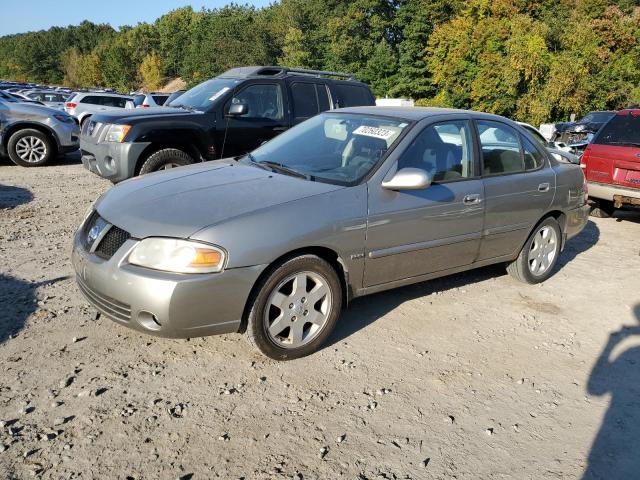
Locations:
90;106;198;124
95;161;344;239
7;101;64;117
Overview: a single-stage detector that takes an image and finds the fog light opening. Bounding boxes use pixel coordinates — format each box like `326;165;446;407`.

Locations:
137;311;162;331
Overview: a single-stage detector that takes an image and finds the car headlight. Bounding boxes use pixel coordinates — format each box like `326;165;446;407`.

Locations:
53;113;74;123
128;238;226;274
105;124;132;143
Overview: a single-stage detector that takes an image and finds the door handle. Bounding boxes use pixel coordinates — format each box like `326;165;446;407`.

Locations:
463;194;482;205
538;183;550;192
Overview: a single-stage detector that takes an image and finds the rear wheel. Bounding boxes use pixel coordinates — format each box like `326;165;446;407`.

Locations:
507;217;561;284
589;199;615;218
7;129;54;167
138;148;194;175
246;255;342;360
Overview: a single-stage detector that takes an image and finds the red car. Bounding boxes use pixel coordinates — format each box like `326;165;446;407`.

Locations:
581;108;640;217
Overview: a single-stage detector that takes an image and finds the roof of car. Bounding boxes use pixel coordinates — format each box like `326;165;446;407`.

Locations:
219;66;359;82
75;92;132;98
335;106;507;121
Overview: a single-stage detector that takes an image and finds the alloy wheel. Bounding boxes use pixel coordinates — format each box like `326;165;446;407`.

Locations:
15;136;47;163
527;225;558;276
264;271;332;348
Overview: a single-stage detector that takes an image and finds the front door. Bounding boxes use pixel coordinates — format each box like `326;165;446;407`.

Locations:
364;119;485;287
220;82;289;158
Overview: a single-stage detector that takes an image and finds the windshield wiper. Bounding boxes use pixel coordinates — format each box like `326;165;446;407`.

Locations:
607;141;640;148
257;160;309;179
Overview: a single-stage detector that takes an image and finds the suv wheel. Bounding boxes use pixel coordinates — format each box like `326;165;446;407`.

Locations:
7;129;54;167
246;255;342;360
507;217;561;284
589;200;615;218
138;148;194;175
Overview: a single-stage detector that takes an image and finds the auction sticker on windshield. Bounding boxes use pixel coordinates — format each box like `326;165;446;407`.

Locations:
353;126;395;140
209;87;231;102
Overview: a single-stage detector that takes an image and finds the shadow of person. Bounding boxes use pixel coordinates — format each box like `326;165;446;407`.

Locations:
0;184;33;209
582;304;640;479
0;274;69;344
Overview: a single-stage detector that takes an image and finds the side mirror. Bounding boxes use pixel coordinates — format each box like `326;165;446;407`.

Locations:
227;103;248;117
125;100;135;109
382;168;431;191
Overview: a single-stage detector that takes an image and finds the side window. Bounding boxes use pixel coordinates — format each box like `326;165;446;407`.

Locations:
397;120;474;182
333;84;371;108
133;95;145;107
80;96;100;105
228;84;283;120
291;82;318;120
477;121;523;175
522;136;545;170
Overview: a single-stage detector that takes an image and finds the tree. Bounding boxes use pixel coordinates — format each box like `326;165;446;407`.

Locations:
140;52;164;91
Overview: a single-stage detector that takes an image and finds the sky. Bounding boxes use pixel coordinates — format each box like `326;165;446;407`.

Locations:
0;0;272;36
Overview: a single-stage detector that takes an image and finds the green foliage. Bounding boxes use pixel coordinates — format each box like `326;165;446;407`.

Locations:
0;1;638;122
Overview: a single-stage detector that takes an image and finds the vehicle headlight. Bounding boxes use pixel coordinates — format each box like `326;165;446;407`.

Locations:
128;238;226;274
53;113;74;123
105;124;132;143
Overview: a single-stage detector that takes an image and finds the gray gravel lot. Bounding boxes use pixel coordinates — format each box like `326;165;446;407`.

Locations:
1;155;639;479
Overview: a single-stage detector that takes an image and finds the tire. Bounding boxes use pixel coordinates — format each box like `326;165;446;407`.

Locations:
7;128;54;167
80;116;91;131
138;148;194;175
589;200;615;218
507;217;561;285
246;255;343;360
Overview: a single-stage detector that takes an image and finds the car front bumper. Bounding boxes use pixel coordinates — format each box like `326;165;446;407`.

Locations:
80;138;150;183
71;228;265;339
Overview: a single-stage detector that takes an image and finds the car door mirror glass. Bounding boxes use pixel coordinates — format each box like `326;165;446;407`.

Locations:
382;168;432;190
227;102;248;116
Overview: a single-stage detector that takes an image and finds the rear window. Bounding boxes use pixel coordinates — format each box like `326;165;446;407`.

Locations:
152;95;169;106
333;84;372;108
593;112;640;147
133;94;145;107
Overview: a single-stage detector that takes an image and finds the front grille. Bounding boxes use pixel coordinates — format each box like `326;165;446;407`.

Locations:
76;277;131;322
95;226;130;259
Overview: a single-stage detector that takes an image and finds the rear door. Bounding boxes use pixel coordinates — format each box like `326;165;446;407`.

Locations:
585;110;640;190
476;120;556;261
289;81;331;125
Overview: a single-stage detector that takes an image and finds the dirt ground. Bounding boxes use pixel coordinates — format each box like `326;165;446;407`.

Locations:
1;155;639;480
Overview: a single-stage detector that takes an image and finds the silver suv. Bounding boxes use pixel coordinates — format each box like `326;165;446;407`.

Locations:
65;92;134;127
0;91;79;166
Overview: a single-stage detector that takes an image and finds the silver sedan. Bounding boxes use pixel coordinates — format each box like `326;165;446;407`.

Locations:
72;107;589;359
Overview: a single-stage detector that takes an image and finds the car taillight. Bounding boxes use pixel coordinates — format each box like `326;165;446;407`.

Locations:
141;104;150;108
65;102;77;109
580;146;590;170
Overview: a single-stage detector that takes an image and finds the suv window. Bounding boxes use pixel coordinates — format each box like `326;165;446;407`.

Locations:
80;95;102;105
593;112;640;146
133;94;146;107
397;121;474;182
478;121;524;175
152;95;169;106
228;84;283;120
522;136;545;170
290;82;330;123
100;96;129;108
333;84;371;108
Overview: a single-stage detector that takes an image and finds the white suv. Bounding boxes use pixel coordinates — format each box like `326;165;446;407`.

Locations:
65;92;134;127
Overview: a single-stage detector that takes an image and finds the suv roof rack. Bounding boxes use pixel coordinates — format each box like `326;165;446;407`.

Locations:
220;66;357;81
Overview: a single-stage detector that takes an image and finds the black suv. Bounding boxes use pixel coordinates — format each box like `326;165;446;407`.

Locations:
80;66;376;182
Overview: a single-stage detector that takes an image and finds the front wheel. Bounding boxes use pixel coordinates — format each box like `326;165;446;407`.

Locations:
246;255;342;360
138;148;194;175
7;129;54;167
507;217;561;284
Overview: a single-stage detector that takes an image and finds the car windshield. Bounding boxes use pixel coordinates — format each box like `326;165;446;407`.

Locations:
167;79;239;110
243;112;410;186
581;112;614;123
593;112;640;147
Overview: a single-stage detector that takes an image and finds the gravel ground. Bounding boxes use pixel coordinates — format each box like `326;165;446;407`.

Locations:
1;156;639;480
